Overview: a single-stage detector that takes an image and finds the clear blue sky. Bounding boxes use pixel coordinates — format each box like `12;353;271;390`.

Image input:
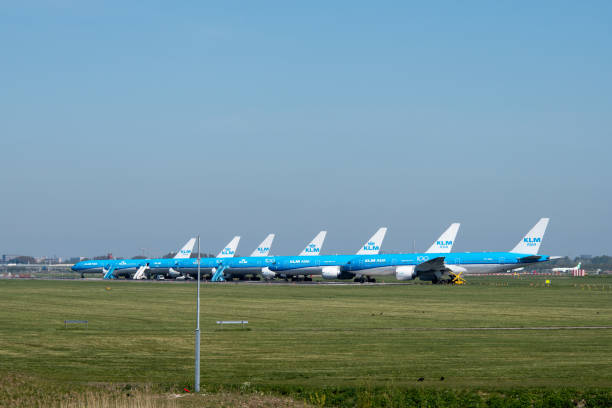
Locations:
1;1;610;258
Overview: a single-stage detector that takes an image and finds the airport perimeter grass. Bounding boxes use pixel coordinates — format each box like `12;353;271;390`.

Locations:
1;276;612;406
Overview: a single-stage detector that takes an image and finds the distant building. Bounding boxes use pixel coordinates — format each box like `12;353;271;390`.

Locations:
1;255;21;264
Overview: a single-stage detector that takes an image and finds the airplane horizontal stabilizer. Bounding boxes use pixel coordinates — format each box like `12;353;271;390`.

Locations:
517;255;542;263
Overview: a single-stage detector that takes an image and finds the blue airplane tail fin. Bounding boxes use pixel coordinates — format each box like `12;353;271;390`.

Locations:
217;236;240;258
251;234;275;257
174;238;196;259
356;227;387;255
426;223;460;253
299;231;327;256
511;218;549;255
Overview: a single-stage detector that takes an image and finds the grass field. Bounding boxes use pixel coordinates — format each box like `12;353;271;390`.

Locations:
1;276;611;406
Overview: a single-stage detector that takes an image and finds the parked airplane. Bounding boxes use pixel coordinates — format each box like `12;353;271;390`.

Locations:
267;219;551;284
134;238;197;279
71;237;197;279
147;235;242;279
267;227;388;281
552;262;581;273
206;228;386;281
177;231;326;281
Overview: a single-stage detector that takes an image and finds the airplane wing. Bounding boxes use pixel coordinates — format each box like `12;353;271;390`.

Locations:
414;257;446;273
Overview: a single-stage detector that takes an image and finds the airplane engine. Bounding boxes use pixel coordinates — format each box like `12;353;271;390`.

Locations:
261;267;276;280
168;268;181;278
322;266;341;280
396;265;417;281
446;264;467;274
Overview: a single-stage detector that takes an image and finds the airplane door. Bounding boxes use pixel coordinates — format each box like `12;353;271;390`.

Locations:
349;258;363;272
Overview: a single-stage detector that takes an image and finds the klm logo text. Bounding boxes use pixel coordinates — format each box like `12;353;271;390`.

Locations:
304;244;320;253
523;237;541;246
363;241;380;251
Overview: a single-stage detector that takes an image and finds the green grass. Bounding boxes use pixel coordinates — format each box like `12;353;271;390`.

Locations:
1;276;611;406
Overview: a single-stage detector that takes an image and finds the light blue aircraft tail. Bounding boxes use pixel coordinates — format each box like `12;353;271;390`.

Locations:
426;223;460;253
251;234;275;257
299;231;327;256
174;238;196;259
511;218;549;255
217;236;240;258
356;227;387;255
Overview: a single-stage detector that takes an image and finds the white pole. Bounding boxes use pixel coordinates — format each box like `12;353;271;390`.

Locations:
195;235;201;392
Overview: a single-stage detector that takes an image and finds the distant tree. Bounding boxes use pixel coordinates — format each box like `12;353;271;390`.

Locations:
531;255;612;272
162;252;176;259
131;255;147;259
93;254;113;260
190;252;214;258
